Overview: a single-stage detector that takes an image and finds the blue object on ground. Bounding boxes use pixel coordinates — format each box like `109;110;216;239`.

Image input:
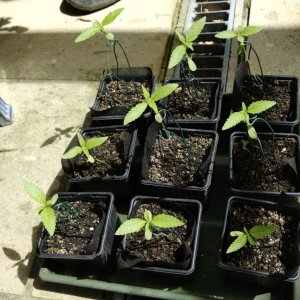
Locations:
66;0;120;11
0;97;14;126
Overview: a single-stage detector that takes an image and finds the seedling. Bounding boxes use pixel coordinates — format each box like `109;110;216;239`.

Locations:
24;180;58;236
215;25;263;84
62;132;108;163
222;100;276;146
115;209;184;240
168;17;206;72
123;83;178;125
75;8;133;79
226;224;279;254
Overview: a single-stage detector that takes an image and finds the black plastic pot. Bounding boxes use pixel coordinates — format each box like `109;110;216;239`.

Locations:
160;79;221;130
218;196;300;288
90;67;155;126
230;131;300;198
117;195;203;277
140;122;219;205
37;192;117;267
232;63;299;133
61;125;138;197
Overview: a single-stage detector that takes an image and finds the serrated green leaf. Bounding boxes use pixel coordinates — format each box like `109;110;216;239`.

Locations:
247;124;258;140
237;34;244;44
151;214;184;228
23;180;46;204
115;218;146;235
77;132;86;148
250;225;279;239
144;209;152;222
86;136;108;150
241;25;262;37
222;111;245;130
142;85;151;102
247;234;255;245
155;113;163;123
62;146;83;160
185;42;194;51
226;234;247;254
106;32;115;40
75;26;99;43
176;30;186;44
230;231;245;237
145;222;152;240
36;205;44;213
186;55;197;71
168;45;186;69
82;147;94;163
124;102;147;125
215;30;237;39
102;8;124;27
93;20;105;32
247;100;276;114
242;102;247;112
151;83;179;102
46;194;58;207
40;207;56;236
148;100;159;115
186;17;206;43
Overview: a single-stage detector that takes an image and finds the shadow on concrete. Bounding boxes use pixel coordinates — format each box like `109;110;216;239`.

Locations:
0;148;18;153
0;17;28;34
2;225;40;286
40;126;77;148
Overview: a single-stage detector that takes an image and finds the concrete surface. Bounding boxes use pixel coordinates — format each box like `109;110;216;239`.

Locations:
0;0;299;299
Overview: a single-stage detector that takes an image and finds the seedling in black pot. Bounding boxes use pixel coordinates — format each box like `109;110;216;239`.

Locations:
115;208;184;240
227;224;279;254
61;132;108;163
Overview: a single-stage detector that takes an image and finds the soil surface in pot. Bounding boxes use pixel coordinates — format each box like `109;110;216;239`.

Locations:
167;83;215;120
242;78;293;121
224;204;298;275
148;134;213;185
43;200;102;255
94;80;150;111
233;137;298;192
126;203;189;263
73;132;126;178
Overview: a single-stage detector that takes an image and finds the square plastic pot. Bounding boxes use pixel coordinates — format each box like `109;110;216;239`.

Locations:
90;67;156;126
117;195;203;277
218;196;300;288
232;63;299;133
61;125;138;197
140;123;219;206
229;132;300;198
160;78;221;131
37;192;117;268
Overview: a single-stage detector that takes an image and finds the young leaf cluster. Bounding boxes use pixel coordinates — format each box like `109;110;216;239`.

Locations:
24;180;58;236
226;224;279;254
168;17;206;71
115;209;184;240
123;83;178;125
222;100;276;140
62;132;108;163
215;25;262;54
75;8;124;43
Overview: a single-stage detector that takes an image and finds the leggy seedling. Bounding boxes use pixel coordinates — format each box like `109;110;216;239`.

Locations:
115;209;184;240
123;83;178;125
62;132;108;163
226;224;279;254
24;180;58;236
75;8;133;78
222;100;276;146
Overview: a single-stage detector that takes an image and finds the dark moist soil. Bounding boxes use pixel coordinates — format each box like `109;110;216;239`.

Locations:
126;203;188;263
167;83;215;120
94;80;150;111
73;132;126;178
233;137;298;192
148;134;213;185
43;200;101;255
242;78;293;121
224;204;298;275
